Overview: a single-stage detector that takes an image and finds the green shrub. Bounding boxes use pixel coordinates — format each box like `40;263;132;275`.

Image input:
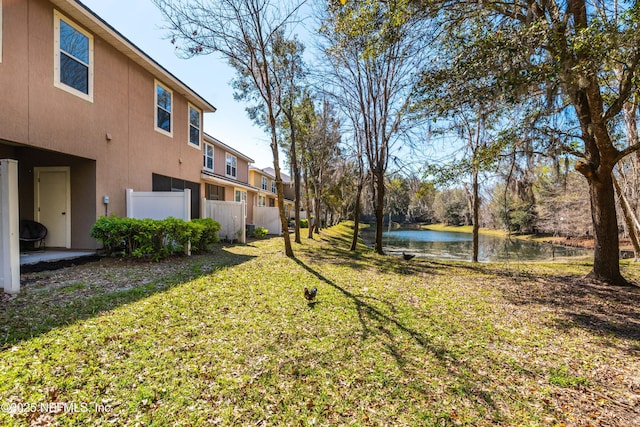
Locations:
253;227;268;238
191;218;221;252
299;219;309;228
91;215;221;260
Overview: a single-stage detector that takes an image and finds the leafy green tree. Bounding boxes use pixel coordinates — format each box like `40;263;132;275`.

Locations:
385;176;410;222
407;178;436;222
433;188;470;226
417;0;640;285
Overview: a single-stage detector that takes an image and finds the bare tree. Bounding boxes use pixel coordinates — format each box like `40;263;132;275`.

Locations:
317;0;431;254
152;0;306;257
305;99;341;235
273;33;306;245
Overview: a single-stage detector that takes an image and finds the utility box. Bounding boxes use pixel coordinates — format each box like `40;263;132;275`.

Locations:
0;159;20;294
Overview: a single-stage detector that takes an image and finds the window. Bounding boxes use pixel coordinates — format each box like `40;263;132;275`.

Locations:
155;81;173;135
203;142;214;171
54;11;93;101
226;154;237;178
205;184;225;201
258;195;266;207
188;104;201;147
271;180;277;194
234;189;247;203
261;177;268;190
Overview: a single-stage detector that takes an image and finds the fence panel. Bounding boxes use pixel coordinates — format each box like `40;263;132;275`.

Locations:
202;199;246;243
126;188;191;221
253;206;282;235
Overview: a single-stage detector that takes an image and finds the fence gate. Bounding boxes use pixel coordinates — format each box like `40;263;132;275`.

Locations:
254;206;282;235
202;199;246;244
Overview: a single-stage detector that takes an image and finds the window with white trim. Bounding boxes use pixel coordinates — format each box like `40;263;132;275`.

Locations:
271;180;277;194
203;142;214;171
258;195;266;207
54;11;94;101
188;104;201;147
234;189;247;203
261;176;268;190
226;153;237;178
155;81;173;135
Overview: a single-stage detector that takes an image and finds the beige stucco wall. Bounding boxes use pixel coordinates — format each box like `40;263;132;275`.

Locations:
0;0;209;248
211;144;249;184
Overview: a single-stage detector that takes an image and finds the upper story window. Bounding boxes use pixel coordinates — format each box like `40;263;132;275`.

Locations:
54;11;94;101
226;153;237;178
261;176;268;190
155;81;173;135
271;180;277;194
203;142;214;171
188;104;201;147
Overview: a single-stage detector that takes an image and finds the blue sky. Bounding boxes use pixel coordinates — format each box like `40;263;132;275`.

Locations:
80;0;275;168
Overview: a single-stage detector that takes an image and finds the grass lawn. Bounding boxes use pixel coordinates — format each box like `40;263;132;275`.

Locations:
1;222;639;426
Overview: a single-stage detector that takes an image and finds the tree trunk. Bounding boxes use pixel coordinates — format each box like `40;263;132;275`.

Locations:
373;169;385;255
314;193;321;234
303;166;313;239
578;165;626;285
613;173;640;261
289;127;302;244
472;168;479;263
350;180;363;251
269;123;293;257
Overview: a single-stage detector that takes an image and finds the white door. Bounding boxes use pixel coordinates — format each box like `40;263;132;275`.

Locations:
35;167;71;248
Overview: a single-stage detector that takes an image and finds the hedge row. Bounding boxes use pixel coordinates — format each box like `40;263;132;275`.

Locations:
90;215;221;261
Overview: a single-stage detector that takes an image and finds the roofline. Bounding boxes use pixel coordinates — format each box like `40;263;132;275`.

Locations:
203;133;255;163
201;171;259;193
250;166;292;184
54;0;216;113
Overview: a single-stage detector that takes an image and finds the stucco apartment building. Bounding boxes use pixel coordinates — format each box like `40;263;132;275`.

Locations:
0;0;216;249
248;166;295;221
201;133;257;224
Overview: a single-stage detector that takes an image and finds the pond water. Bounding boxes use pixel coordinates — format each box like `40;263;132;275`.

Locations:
362;228;592;262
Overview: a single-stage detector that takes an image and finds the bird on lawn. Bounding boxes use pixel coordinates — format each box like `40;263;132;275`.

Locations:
402;251;416;261
304;287;317;302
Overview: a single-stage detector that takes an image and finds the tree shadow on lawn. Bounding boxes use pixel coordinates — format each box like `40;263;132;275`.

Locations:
0;247;255;351
392;260;640;361
493;270;640;348
426;260;640;346
292;256;511;420
304;242;450;278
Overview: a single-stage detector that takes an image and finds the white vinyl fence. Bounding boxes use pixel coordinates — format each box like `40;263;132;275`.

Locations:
126;188;191;221
202;199;246;244
1;160;19;294
254;206;282;235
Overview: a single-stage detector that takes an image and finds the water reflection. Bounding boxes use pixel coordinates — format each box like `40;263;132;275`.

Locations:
363;229;591;262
